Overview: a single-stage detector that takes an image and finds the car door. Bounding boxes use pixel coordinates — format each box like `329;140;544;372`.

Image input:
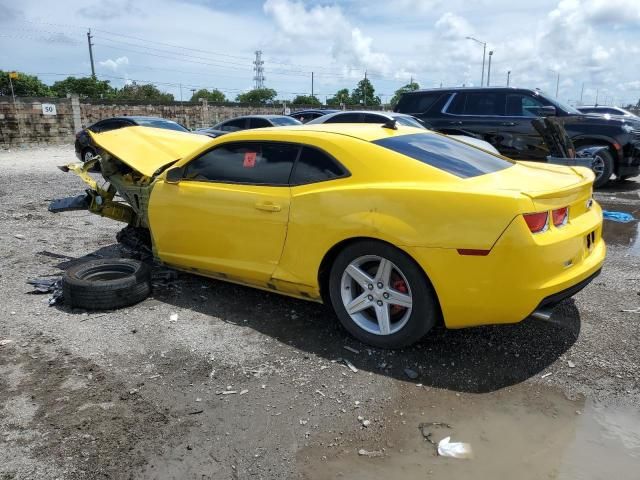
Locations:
497;93;550;160
441;92;505;147
148;141;298;285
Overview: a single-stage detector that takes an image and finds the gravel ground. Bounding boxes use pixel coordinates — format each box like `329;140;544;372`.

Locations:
0;145;639;479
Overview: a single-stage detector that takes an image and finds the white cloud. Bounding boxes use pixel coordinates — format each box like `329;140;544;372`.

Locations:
99;56;129;71
264;0;391;75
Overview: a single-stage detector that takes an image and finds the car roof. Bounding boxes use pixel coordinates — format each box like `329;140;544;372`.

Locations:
406;86;530;94
221;115;293;121
215;123;427;142
291;109;340;114
106;116;180;122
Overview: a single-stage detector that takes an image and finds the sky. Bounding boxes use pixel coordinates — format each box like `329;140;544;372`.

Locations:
1;0;639;105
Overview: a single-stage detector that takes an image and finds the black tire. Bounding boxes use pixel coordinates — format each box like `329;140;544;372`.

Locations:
328;240;438;349
592;149;614;188
63;258;151;310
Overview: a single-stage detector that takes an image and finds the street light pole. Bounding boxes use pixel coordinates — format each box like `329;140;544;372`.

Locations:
487;51;494;86
549;69;560;98
507;70;511;86
466;36;487;87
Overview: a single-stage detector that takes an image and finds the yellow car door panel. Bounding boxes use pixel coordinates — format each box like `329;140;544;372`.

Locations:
148;140;297;284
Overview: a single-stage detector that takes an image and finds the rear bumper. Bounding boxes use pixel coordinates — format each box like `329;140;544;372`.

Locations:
406;202;606;329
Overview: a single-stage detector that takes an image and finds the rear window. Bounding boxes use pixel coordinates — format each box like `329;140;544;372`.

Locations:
135;119;188;132
270;117;302;126
372;133;513;178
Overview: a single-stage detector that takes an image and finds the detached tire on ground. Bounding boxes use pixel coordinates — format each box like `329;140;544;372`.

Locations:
63;258;151;310
328;240;438;349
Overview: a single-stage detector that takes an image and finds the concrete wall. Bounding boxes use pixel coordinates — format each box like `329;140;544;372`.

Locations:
0;96;288;146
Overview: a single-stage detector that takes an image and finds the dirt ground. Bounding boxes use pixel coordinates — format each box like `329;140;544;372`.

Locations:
1;145;639;479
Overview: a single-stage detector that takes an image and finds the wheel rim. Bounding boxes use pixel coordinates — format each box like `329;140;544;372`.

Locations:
592;155;605;179
80;264;136;281
84;150;94;162
340;255;413;336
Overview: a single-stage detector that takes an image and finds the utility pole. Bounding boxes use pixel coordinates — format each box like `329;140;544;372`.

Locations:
507;70;511;86
487;51;494;86
555;72;560;98
253;50;265;89
311;71;314;99
363;71;367;107
595;88;599;106
87;29;96;78
580;82;584;104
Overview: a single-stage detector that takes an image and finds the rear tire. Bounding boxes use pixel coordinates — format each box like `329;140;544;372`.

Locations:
82;147;96;163
592;149;614;188
63;258;151;310
328;240;437;349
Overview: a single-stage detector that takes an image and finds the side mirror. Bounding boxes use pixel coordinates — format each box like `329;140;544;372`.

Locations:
165;166;184;184
539;106;557;117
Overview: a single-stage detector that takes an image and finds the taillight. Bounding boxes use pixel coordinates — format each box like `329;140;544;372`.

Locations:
523;212;548;233
552;207;568;227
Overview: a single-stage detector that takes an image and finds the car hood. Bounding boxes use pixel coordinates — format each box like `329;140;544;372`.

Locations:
563;113;640;129
89;126;211;177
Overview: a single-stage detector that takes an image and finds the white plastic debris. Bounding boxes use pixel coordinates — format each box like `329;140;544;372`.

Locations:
568;360;576;368
344;346;360;354
169;313;178;322
0;339;14;346
240;389;248;395
362;420;371;427
437;436;473;459
541;372;553;379
343;359;358;373
358;448;383;458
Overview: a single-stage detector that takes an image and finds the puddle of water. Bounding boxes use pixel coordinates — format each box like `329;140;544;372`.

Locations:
599;202;639;255
298;385;640;480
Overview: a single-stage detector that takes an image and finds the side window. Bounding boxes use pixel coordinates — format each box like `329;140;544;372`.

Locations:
446;93;466;115
90;119;125;132
218;119;247;132
326;113;362;123
291;146;346;184
463;93;505;115
506;94;545;117
248;118;272;128
362;113;385;123
183;142;298;185
396;93;442;114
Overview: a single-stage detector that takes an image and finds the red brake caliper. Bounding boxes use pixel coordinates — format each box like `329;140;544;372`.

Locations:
390;277;408;316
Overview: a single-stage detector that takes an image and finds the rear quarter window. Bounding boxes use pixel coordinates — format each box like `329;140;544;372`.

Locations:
373;133;513;178
396;93;443;114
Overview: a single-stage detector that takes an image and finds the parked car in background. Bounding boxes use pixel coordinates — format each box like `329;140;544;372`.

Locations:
197;115;302;138
307;110;500;153
289;109;340;123
395;87;640;186
53;124;605;348
577;105;640;120
75;116;190;162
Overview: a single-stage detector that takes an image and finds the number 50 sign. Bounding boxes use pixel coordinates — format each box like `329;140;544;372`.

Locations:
42;103;57;115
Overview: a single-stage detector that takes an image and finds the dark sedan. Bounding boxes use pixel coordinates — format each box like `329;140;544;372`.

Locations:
196;115;302;138
75;116;189;162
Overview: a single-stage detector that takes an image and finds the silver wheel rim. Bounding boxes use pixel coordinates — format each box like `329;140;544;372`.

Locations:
592;155;605;179
340;255;413;336
84;150;94;162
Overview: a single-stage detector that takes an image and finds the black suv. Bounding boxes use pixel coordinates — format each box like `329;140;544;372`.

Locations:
395;87;640;187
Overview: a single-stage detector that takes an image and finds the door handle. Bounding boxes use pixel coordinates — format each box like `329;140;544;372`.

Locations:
448;121;463;125
255;201;281;212
500;122;517;126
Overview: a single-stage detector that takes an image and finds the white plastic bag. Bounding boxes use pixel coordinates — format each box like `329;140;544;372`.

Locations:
437;436;473;459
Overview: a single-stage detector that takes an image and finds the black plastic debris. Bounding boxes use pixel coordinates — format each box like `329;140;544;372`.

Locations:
27;277;63;305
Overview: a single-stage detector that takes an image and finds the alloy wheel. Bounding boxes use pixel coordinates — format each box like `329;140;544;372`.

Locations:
340;255;413;336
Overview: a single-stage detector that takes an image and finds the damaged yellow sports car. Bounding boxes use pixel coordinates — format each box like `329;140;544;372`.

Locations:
53;122;605;348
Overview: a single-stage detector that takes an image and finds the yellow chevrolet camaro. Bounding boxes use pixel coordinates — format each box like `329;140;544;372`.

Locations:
58;123;605;348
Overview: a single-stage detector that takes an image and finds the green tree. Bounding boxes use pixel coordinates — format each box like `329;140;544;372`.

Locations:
114;82;174;102
0;70;51;96
326;88;352;107
350;78;381;106
390;81;420;107
291;94;321;106
189;88;226;102
51;76;114;98
235;88;278;104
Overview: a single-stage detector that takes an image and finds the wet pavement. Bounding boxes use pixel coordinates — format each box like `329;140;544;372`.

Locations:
300;384;640;480
600;201;639;255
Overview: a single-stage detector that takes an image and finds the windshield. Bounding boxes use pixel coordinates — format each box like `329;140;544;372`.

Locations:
373;132;513;178
135;119;189;132
394;116;427;129
538;92;582;115
270;117;302;126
